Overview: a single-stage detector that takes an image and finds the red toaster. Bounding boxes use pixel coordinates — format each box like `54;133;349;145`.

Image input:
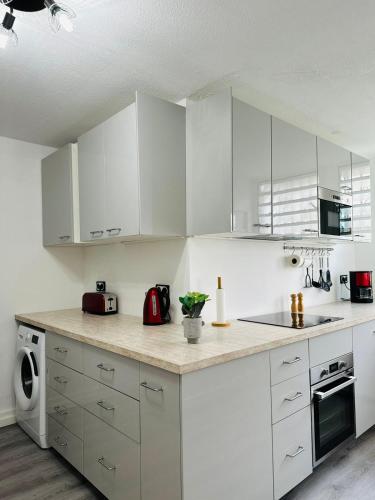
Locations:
82;292;118;315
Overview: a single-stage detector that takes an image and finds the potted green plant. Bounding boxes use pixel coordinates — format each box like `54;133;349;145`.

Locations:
179;292;210;343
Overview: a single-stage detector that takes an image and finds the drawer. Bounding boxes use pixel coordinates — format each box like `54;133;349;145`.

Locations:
83;344;139;400
82;377;140;442
47;386;84;439
46;331;83;372
84;412;140;500
48;416;83;473
271;372;310;424
47;359;86;404
273;406;312;499
270;341;309;385
309;328;352;367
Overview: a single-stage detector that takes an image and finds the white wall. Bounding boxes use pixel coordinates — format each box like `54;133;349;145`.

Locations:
82;236;356;323
0;137;84;425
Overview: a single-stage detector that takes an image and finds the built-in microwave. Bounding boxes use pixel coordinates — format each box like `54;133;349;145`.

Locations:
318;187;352;239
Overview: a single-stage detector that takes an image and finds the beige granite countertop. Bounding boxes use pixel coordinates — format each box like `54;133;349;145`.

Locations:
15;302;375;374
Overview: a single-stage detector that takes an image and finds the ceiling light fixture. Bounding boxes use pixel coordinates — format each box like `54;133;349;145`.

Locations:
0;11;17;48
0;0;76;47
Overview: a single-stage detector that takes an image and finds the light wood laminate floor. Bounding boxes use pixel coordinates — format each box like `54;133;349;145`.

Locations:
284;426;375;499
0;424;105;500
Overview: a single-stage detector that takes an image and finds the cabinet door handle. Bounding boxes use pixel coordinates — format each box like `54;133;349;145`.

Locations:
106;228;122;235
253;224;271;228
54;376;68;385
286;446;304;458
58;235;71;241
141;381;164;392
97;456;116;471
53;347;68;354
54;436;68;448
284;392;303;402
54;405;68;416
96;400;115;411
282;356;302;365
97;363;115;373
90;230;104;237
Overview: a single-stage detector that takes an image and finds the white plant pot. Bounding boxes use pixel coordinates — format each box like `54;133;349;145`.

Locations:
183;317;204;344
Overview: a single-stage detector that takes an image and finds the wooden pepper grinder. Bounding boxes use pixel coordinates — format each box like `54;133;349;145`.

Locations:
297;292;304;328
290;293;298;328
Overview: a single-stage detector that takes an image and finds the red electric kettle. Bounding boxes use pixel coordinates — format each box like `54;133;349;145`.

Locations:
143;284;171;326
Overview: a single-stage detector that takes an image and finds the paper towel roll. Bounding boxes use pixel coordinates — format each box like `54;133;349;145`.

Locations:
216;288;225;323
286;255;305;268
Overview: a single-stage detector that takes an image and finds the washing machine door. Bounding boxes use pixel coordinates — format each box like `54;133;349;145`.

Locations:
14;347;39;411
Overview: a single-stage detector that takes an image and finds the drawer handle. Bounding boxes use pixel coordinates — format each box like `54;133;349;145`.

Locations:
54;376;68;385
141;381;163;393
96;400;115;411
54;405;68;416
54;436;68;448
284;392;303;402
106;228;122;234
282;356;302;365
58;235;70;241
53;347;68;354
97;363;115;373
97;456;116;471
286;446;305;458
90;230;104;236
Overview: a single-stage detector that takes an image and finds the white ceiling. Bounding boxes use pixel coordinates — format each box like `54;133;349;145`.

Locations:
2;0;375;156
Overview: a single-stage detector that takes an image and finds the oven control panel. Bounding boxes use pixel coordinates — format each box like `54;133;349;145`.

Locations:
310;352;353;385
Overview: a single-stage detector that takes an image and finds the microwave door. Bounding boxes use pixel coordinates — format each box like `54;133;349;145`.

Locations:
320;199;341;236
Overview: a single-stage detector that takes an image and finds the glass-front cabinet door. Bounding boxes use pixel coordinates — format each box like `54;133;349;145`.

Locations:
317;138;352;194
232;99;272;236
352;153;372;242
271;118;318;237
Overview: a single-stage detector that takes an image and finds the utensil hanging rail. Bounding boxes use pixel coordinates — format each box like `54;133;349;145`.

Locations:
283;245;334;254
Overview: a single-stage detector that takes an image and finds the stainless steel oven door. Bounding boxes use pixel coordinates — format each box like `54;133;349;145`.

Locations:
318;187;353;239
311;370;356;466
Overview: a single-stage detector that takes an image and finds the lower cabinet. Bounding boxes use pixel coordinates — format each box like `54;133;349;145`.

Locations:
273;406;313;499
353;320;375;437
84;412;140;500
48;416;83;473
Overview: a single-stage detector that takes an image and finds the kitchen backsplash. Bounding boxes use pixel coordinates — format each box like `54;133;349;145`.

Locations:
83;237;357;323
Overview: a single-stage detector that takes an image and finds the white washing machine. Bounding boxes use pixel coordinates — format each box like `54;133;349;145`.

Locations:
14;324;48;448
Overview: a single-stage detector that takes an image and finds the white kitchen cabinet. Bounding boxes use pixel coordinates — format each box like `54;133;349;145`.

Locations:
187;88;272;237
41;144;79;245
352;153;372;242
271;118;318;238
309;328;352;367
353;321;375;437
273;406;312;499
181;352;273;500
317;138;352;194
78;92;186;243
78;123;106;241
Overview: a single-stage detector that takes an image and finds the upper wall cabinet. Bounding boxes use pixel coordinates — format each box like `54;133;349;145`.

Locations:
271;118;318;238
78;92;186;243
42;144;80;246
187;89;272;237
352;153;372;242
317;138;352;194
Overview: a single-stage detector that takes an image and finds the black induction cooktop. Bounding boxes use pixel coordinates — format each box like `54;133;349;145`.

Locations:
238;312;343;329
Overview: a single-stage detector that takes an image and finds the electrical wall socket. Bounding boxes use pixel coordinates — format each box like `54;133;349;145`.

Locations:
96;281;106;292
340;275;348;284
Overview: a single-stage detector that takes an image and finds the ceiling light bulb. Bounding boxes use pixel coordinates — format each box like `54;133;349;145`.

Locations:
44;0;76;33
0;12;17;49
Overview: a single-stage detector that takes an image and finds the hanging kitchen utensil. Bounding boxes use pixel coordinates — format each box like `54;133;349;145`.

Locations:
312;258;321;289
305;265;312;288
326;253;332;288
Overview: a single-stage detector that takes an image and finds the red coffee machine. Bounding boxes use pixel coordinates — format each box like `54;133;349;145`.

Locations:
349;271;373;303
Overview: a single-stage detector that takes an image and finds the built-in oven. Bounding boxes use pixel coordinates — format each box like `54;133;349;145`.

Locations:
318;187;352;239
311;353;356;466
